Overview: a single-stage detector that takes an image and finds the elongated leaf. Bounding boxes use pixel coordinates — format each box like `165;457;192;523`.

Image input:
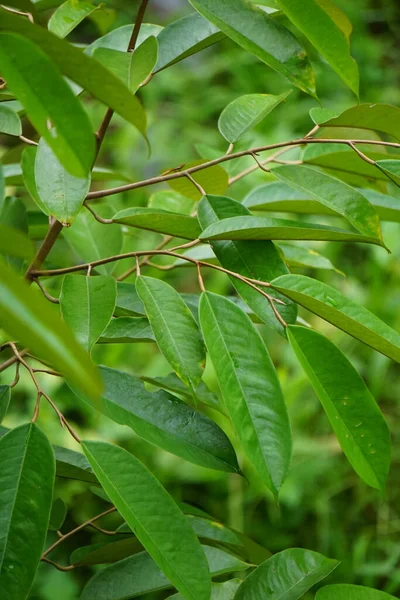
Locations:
189;0;315;96
235;548;338;599
0;258;101;399
316;584;397;599
48;0;100;38
198;195;297;336
83;441;211;600
0;9;147;141
168;162;229;201
21;147;49;215
99;317;155;344
376;160;400;187
278;243;341;272
115;282;145;316
71;537;143;567
218;91;291;143
273;165;382;241
87;23;163;56
187;515;242;547
49;497;67;531
129;36;158;92
199;292;291;496
113;207;201;239
156;12;223;72
287;325;390;490
0;385;10;424
35;138;91;224
53;445;97;483
276;0;359;95
0;32;95;177
81;546;249;600
168;579;242;600
60;275;116;351
199;215;383;245
0;105;21;136
136;276;206;393
271;274;400;362
75;366;239;473
63;208;123;276
141;373;222;413
319;103;400;141
0;424;55;600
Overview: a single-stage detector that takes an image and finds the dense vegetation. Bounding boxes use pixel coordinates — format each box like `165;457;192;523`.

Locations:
1;0;400;599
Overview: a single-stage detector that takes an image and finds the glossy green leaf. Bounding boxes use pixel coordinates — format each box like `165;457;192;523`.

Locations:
168;579;242;600
271;274;400;362
71;537;143;567
316;584;397;600
81;546;249;600
21;147;49;215
218;91;291;143
276;0;359;95
277;243;341;273
235;547;339;599
189;0;315;96
75;366;239;473
53;445;97;483
48;497;67;531
0;424;55;600
287;325;391;490
199;214;382;246
0;385;11;424
0;105;22;136
273;165;382;241
376;160;400;187
99;317;155;344
48;0;100;38
168;162;229;201
0;9;148;141
319;103;400;141
0;32;95;177
198;195;297;336
113;207;201;239
199;292;291;496
0;258;102;399
82;440;211;600
63;207;123;276
136;276;206;393
60;275;116;351
35;138;91;225
155;12;223;72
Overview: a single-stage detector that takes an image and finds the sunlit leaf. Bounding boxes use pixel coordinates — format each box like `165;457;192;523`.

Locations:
316;584;398;600
48;0;101;38
113;207;201;239
167;162;229;201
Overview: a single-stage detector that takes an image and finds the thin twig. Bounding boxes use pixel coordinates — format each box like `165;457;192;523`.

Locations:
33;278;60;304
197;263;206;292
184;172;206;197
84;201;114;224
19;135;38;146
41;557;75;572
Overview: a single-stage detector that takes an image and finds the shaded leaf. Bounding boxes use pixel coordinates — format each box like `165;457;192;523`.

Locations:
98;317;155;344
0;224;34;261
168;579;242;600
115;283;145;317
113;207;201;239
316;584;397;600
0;385;11;424
71;537;143;567
277;243;341;273
376;160;400;187
319;103;400;141
0;105;22;136
49;497;67;531
21;147;49;215
53;445;97;483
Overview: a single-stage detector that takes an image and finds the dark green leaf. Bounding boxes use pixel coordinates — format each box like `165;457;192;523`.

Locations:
113;207;201;239
316;585;397;599
235;547;338;599
271;274;400;362
48;0;100;38
168;579;242;600
187;515;242;547
287;325;391;490
53;445;97;483
71;537;143;567
82;440;211;600
136;276;206;393
49;497;67;531
98;317;155;344
189;0;315;96
0;424;55;600
199;292;291;496
0;385;11;424
318;103;400;141
0;105;22;136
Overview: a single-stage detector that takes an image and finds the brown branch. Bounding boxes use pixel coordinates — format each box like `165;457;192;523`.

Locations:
41;557;75;572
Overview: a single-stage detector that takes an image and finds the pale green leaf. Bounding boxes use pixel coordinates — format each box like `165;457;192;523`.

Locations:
48;0;100;38
318;103;400;141
113;207;201;239
168;579;242;600
0;105;22;136
316;585;397;599
167;162;229;201
21;147;49;215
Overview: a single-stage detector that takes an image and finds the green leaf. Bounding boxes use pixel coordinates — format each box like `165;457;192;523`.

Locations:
35;138;91;225
48;0;100;38
49;497;67;531
276;0;359;96
82;440;211;600
277;243;341;273
81;546;249;600
53;445;97;483
187;515;242;547
113;207;201;239
155;12;223;72
21;147;49;215
0;424;55;600
218;91;291;143
310;107;338;125
63;207;123;276
60;275;116;351
287;325;391;490
0;258;102;399
318;103;400;141
136;276;206;393
0;385;11;424
273;165;382;241
75;366;239;473
0;224;34;261
168;162;229;201
199;292;291;496
99;317;155;344
271;274;400;363
0;32;95;177
115;282;145;317
375;160;400;187
87;23;163;56
0;104;22;136
129;36;158;92
198;195;297;336
199;215;383;246
168;579;242;600
189;0;315;95
235;547;339;599
148;190;195;215
0;9;148;142
316;584;398;600
71;537;144;567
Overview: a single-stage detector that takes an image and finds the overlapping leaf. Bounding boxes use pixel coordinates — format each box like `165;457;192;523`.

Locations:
113;207;201;239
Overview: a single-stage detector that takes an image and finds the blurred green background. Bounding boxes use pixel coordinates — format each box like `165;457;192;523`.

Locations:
2;0;400;597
